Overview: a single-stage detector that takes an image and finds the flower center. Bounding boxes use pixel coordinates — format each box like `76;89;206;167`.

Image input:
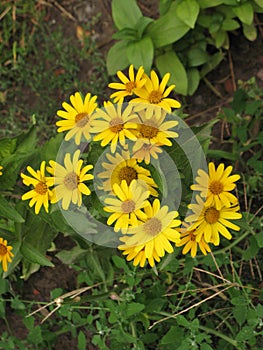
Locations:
121;199;136;213
149;90;163;104
209;180;224;195
64;172;78;190
143;217;162;236
139;124;159;139
0;243;7;256
75;113;89;127
125;81;136;93
109;118;124;133
204;207;220;224
35;182;48;195
118;166;138;185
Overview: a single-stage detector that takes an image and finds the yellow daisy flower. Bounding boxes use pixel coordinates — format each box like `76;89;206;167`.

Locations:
132;144;163;164
0;166;3;176
108;64;147;102
118;199;181;267
186;195;242;246
47;150;93;210
0;237;14;272
56;92;98;145
130;70;181;112
21;161;53;214
97;149;158;196
191;162;240;210
104;179;150;233
132;107;178;153
176;223;211;258
91;101;138;153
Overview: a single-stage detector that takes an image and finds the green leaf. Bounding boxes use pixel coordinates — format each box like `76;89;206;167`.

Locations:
112;255;130;273
200;52;224;77
15;126;37;154
127;36;154;73
126;302;145;317
187;47;210;67
243;23;257;41
222;19;240;31
112;0;142;30
254;0;263;7
233;305;248;326
187;68;200;95
198;0;223;8
156;51;188;95
0;138;16;159
112;28;139;41
56;245;86;264
106;41;129;75
21;242;54;267
242;236;259;261
135;16;153;38
232;3;254;25
0;196;24;223
176;0;200;29
255;231;263;248
207;149;237;161
213;30;228;48
78;331;87;350
147;2;190;48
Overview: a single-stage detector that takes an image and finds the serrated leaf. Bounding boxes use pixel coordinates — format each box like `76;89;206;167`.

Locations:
112;0;142;30
147;2;190;48
127;36;154;73
232;3;254;25
0;196;24;223
21;242;54;267
107;41;129;75
156;51;188;95
242;236;259;261
112;255;130;273
176;0;200;29
126;302;145;317
233;305;248;326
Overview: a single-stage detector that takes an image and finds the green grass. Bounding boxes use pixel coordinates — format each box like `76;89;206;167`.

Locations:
0;0;108;141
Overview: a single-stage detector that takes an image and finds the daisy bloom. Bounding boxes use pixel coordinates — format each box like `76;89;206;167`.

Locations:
133;143;163;164
108;64;147;102
0;166;3;176
104;180;150;233
176;223;211;258
97;149;158;196
56;92;98;145
130;70;181;112
47;150;93;210
0;238;14;272
21;161;53;214
191;162;240;209
132;107;178;152
91;101;138;153
186;195;242;246
118;199;181;267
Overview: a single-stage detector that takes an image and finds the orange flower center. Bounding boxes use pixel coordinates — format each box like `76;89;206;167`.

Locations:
0;243;7;256
121;199;136;213
204;207;220;224
35;182;48;195
118;166;138;185
109;118;124;133
75;113;89;127
209;180;224;195
125;81;136;93
139;124;159;139
64;172;78;190
149;90;163;104
144;217;162;236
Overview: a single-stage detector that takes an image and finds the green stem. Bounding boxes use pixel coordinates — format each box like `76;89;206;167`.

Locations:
213;230;251;255
199;325;239;348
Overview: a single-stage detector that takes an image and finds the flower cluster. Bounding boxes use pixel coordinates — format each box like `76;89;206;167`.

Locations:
20;64;242;268
176;163;242;257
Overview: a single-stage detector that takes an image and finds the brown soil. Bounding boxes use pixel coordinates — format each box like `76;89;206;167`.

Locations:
1;1;263;349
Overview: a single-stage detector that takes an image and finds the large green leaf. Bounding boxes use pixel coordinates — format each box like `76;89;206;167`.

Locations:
112;0;142;30
198;0;223;8
232;3;254;25
127;36;154;73
107;40;129;75
176;0;200;29
243;23;257;41
156;51;188;95
187;68;200;95
254;0;263;8
0;196;24;223
147;2;190;48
